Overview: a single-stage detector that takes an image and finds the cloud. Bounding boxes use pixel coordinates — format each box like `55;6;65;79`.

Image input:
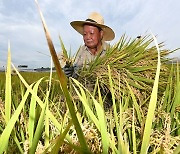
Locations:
0;0;180;69
120;0;180;58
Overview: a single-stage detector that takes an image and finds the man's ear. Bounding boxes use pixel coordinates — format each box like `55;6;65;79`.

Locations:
100;30;104;40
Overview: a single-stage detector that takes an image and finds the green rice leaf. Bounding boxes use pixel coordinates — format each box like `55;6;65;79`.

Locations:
164;64;173;111
72;78;110;153
125;79;143;123
12;63;62;132
12;132;24;154
170;62;180;118
35;0;90;151
173;144;180;154
0;84;32;153
5;42;11;124
45;98;50;148
140;33;161;154
45;60;53;148
127;71;154;83
108;65;121;151
128;66;156;73
96;85;109;154
29;97;47;154
132;107;137;154
59;35;68;59
28;78;44;147
72;78;100;130
109;112;119;153
50;120;72;154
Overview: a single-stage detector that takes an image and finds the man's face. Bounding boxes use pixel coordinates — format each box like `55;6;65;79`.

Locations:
83;24;103;49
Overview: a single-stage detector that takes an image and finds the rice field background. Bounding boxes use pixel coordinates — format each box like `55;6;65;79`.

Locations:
0;47;179;154
0;1;180;153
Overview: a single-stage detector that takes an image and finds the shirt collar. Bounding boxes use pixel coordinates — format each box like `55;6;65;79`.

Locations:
84;42;109;55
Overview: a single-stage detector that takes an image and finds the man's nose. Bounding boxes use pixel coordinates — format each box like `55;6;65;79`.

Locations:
86;33;91;39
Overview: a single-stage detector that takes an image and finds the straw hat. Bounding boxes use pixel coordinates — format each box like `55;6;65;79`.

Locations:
70;12;115;41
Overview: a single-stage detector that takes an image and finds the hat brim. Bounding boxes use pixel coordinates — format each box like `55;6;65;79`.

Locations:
70;21;115;41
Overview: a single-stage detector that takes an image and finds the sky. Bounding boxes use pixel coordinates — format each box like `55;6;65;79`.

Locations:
0;0;180;69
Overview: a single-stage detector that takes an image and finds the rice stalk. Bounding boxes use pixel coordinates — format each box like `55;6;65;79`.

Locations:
0;84;33;153
12;63;62;132
109;111;119;153
50;120;72;154
34;0;90;152
45;58;53;148
125;79;143;123
108;65;130;153
72;79;100;130
95;81;109;153
29;97;47;154
28;78;44;147
5;42;11;124
132;107;137;154
140;33;161;154
12;132;24;154
170;62;180;118
163;64;174;112
72;78;111;153
59;36;68;59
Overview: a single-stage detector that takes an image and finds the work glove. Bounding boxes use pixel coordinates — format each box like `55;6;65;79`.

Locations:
63;63;78;78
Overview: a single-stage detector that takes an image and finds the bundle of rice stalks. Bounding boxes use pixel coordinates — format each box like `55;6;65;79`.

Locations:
77;35;173;104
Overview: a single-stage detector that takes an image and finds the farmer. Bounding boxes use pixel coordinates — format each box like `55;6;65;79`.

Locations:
64;12;115;77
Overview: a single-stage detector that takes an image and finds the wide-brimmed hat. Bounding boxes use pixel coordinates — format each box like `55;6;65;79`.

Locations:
70;12;115;41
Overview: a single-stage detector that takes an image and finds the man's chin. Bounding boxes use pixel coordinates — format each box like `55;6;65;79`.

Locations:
85;44;95;48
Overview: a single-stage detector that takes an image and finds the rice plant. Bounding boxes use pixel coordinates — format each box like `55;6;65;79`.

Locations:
0;0;179;153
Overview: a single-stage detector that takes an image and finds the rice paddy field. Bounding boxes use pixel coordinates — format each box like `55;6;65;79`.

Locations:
0;1;179;153
0;41;180;154
0;55;180;154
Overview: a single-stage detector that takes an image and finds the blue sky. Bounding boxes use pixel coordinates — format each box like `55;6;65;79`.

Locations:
0;0;180;69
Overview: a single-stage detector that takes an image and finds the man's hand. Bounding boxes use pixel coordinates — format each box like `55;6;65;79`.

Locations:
63;64;74;77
